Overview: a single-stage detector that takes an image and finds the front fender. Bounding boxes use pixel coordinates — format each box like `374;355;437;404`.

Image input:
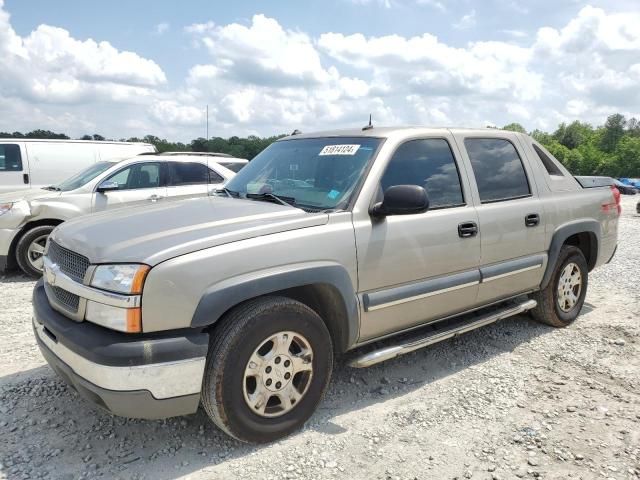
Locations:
191;262;359;349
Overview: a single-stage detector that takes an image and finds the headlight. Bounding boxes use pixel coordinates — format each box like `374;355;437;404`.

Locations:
90;264;150;294
0;203;13;216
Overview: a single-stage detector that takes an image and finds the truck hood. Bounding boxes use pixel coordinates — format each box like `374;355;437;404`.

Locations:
0;188;61;204
50;196;329;265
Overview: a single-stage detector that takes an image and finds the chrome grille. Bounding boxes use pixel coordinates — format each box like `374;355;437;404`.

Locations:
50;286;80;313
47;241;90;283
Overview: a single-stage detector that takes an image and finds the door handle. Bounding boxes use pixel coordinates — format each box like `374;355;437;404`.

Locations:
23;173;29;185
525;213;540;227
458;221;478;238
148;194;163;202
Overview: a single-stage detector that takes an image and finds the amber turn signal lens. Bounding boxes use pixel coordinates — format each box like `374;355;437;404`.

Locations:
126;308;142;333
131;265;151;294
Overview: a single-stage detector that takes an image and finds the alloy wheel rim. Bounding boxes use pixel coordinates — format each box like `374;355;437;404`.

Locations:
242;331;314;418
27;235;49;272
557;262;582;312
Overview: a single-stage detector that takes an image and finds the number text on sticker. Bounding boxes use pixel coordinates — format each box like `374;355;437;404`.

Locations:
319;145;360;156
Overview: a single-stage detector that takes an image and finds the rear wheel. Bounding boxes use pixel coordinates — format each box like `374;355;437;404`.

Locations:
531;245;588;327
201;296;333;443
15;225;55;278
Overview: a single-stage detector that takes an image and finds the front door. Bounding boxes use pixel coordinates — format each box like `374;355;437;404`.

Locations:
459;136;546;305
92;161;167;211
355;136;481;342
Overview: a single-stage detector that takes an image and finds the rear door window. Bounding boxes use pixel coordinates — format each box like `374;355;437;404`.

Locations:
219;162;246;173
168;162;210;186
208;169;224;184
464;138;531;203
0;144;23;171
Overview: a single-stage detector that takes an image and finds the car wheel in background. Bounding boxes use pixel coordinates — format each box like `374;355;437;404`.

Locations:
15;225;55;278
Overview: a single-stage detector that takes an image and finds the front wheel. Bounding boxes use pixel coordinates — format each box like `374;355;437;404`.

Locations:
201;296;333;443
15;225;55;278
531;245;588;328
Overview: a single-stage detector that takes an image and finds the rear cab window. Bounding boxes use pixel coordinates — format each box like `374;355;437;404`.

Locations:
464;138;531;203
0;144;23;171
532;144;564;177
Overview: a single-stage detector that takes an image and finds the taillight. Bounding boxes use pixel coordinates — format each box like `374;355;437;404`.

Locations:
610;185;621;215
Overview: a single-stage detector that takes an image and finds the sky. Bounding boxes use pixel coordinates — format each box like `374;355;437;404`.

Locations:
0;0;639;141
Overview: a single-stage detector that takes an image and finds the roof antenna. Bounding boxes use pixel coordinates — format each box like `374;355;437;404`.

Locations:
362;114;373;131
291;129;302;136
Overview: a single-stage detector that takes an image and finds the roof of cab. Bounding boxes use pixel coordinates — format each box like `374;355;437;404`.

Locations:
278;126;521;141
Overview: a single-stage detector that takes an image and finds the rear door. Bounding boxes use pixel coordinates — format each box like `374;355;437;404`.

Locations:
458;135;546;304
92;161;167;211
355;135;481;341
0;143;28;193
166;161;211;201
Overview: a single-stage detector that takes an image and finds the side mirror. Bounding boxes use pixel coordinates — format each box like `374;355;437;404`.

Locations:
371;185;429;218
96;180;120;193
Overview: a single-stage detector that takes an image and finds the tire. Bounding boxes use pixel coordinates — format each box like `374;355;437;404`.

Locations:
15;225;55;278
201;296;334;443
530;245;588;328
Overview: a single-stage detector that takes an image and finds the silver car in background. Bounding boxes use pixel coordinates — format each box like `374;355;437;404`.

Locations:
0;154;237;277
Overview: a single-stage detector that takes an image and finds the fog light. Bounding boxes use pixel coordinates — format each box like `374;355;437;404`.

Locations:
85;301;141;333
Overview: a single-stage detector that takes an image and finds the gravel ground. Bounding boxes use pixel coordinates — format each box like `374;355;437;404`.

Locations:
1;195;638;480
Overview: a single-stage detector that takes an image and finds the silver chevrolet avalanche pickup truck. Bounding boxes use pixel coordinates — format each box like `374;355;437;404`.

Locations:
32;127;620;443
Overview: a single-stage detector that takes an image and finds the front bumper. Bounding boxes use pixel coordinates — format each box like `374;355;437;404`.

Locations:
0;227;20;271
0;227;19;256
33;280;209;419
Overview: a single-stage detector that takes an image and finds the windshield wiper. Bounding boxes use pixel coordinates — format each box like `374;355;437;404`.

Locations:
42;185;61;191
246;192;297;207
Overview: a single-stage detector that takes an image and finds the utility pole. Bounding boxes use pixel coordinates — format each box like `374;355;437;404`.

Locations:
206;104;209;140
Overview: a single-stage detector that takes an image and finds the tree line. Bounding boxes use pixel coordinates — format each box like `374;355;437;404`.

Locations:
503;113;640;177
2;113;639;177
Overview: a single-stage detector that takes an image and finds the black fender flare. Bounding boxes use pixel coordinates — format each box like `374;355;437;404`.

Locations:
540;220;600;290
191;264;359;352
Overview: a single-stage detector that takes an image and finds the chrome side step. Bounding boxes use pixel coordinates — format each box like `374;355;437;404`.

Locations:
349;299;537;368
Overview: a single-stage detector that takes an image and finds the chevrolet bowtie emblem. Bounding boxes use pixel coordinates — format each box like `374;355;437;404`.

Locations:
46;264;58;286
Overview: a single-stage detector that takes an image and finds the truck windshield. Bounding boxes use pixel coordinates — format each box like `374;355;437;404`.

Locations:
224;137;383;211
54;162;116;192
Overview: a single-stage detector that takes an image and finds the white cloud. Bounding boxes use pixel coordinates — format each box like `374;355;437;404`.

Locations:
149;100;203;126
154;22;170;35
0;1;165;109
502;29;527;38
1;1;640;140
186;14;331;87
415;0;446;11
454;9;476;30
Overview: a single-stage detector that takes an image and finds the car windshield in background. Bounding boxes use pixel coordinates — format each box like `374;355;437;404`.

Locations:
224;137;383;211
54;161;115;192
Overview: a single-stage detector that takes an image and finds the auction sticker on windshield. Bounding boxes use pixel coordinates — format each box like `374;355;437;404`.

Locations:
319;144;360;156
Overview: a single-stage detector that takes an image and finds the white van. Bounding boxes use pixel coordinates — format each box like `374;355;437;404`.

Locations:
0;139;156;193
